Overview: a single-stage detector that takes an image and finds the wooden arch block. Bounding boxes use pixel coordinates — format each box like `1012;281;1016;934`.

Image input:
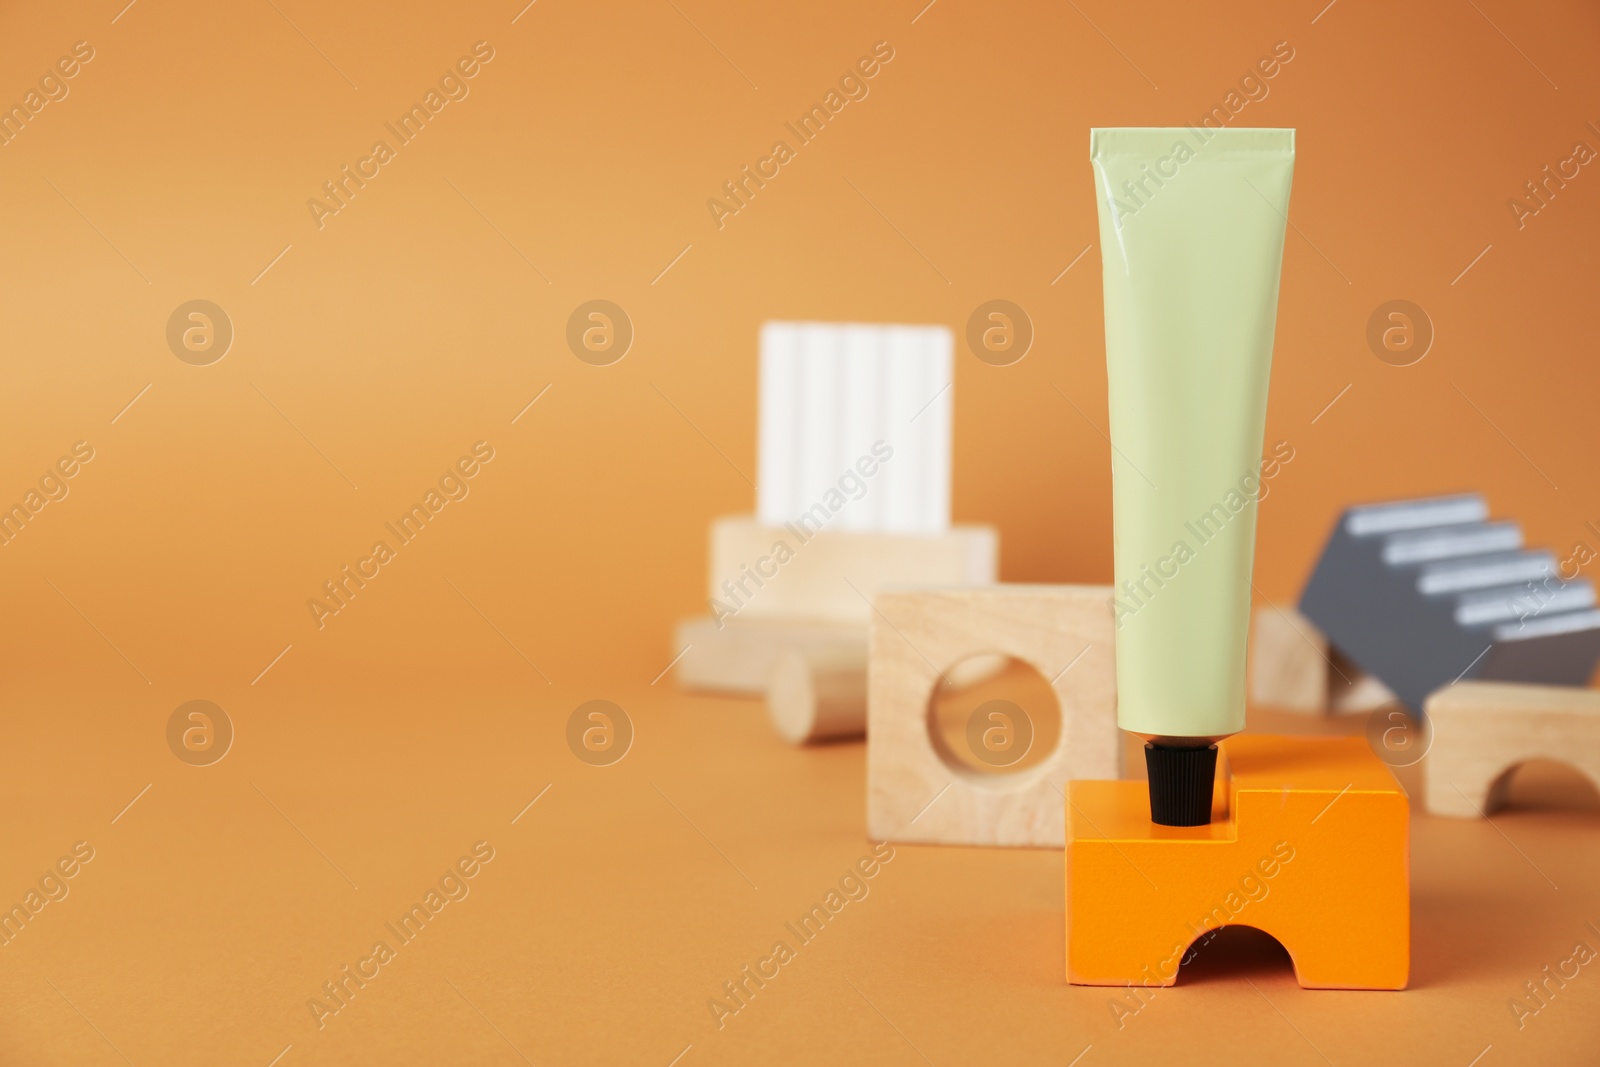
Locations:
1423;681;1600;817
1067;736;1409;990
867;585;1120;847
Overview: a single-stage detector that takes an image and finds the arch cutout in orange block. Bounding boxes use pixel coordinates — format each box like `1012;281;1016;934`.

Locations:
1066;735;1409;990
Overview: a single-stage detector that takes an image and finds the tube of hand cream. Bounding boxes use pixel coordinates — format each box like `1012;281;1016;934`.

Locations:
1090;127;1294;826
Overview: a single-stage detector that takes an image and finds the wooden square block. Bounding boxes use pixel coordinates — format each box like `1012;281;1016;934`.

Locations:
1067;736;1410;990
1423;681;1600;817
867;585;1119;847
709;516;997;626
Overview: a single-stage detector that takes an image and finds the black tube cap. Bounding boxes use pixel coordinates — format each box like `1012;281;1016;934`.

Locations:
1144;743;1218;826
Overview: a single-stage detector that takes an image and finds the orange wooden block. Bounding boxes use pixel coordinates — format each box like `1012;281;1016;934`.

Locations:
1066;735;1409;990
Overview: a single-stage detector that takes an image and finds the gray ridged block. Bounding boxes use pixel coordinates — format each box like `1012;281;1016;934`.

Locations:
1299;494;1600;710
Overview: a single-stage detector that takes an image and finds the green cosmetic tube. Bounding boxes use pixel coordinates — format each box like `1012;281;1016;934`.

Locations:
1090;127;1295;826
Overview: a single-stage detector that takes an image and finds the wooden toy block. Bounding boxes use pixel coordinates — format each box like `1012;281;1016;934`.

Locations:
1333;671;1402;715
867;585;1119;847
1423;680;1600;817
1249;604;1328;711
672;615;864;694
1248;604;1396;714
1066;735;1409;990
763;647;1003;745
709;515;997;625
766;644;868;744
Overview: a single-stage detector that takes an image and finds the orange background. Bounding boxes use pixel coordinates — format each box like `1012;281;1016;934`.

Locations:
3;1;1600;1064
4;0;1599;693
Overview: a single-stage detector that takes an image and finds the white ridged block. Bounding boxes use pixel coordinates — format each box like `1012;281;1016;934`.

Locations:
758;321;953;535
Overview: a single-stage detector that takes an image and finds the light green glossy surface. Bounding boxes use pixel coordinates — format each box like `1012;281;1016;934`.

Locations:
1090;127;1294;739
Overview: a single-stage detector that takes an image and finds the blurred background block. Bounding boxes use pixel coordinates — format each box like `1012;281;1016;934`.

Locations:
673;615;864;694
708;515;996;624
1248;603;1395;714
1300;494;1600;710
765;642;868;744
757;321;952;535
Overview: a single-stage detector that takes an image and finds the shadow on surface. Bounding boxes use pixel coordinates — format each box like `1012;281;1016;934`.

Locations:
1492;758;1600;813
1174;925;1295;986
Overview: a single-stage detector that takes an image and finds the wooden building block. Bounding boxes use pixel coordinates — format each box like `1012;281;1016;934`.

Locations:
1248;604;1396;714
766;644;868;744
1332;671;1401;715
1249;604;1328;711
1423;681;1600;817
867;585;1119;847
1067;735;1409;990
673;616;864;695
709;516;997;625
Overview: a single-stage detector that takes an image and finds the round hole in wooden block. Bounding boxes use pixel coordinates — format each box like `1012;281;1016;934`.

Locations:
926;654;1061;779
